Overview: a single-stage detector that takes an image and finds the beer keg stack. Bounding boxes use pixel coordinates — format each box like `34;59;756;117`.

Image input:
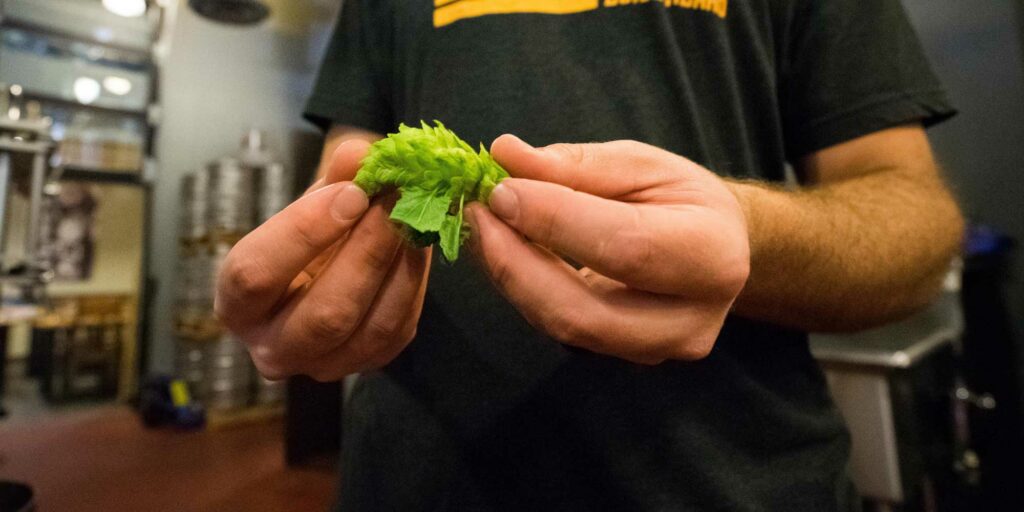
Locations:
174;130;293;412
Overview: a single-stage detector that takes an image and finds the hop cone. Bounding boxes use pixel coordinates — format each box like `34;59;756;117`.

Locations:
353;121;509;261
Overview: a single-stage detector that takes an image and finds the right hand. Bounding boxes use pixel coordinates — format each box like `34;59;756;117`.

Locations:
214;140;431;382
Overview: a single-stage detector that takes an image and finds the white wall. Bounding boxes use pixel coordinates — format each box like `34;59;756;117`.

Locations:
148;0;339;372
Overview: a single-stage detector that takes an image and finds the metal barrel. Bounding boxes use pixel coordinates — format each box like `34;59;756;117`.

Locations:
201;334;252;412
174;338;208;391
257;162;292;223
207;157;255;237
179;171;209;241
174;245;210;325
174;334;254;411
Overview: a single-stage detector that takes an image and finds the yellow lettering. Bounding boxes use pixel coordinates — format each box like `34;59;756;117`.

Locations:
719;0;729;18
433;0;727;27
434;0;600;27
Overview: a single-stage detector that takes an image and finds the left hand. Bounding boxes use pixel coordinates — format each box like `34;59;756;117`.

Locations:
467;136;750;365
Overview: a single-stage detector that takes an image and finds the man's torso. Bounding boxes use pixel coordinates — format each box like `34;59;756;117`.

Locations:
335;2;854;510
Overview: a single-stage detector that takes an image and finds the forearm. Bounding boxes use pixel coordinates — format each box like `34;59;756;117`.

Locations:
726;168;963;332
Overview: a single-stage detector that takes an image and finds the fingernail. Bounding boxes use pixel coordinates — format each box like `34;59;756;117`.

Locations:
506;134;533;149
330;183;369;222
332;139;359;158
488;183;518;222
492;133;534;154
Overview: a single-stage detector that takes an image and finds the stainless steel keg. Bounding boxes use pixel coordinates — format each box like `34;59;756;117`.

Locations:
179;171;210;241
206;157;255;237
257;162;292;223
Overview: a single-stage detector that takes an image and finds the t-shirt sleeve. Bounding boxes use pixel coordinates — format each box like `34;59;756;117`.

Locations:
303;0;394;135
778;0;956;160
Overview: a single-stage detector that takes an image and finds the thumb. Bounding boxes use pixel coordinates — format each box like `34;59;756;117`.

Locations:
489;135;683;199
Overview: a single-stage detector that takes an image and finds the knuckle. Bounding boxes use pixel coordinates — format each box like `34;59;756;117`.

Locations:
603;218;653;278
250;349;290;381
618;139;670;166
305;305;359;341
673;333;717;361
536;198;570;246
549;143;589;169
289;209;323;250
361;315;407;344
488;253;516;290
545;307;594;346
220;254;275;300
354;237;397;274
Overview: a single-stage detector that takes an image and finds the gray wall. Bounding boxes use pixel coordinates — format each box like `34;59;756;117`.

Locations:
147;0;338;372
901;1;1024;342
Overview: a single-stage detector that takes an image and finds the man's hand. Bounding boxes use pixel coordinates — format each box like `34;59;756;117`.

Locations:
215;140;430;382
467;136;750;365
471;125;962;352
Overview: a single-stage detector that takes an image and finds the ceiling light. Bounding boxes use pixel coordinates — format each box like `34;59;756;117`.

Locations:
73;77;102;105
102;0;147;18
103;76;133;96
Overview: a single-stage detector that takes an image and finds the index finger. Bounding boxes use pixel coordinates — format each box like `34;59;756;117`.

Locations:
215;182;369;331
484;178;676;293
490;136;687;199
485;178;741;297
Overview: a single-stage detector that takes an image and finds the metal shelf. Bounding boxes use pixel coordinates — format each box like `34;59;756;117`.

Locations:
0;137;50;154
1;0;164;395
58;166;148;187
0;17;153;62
22;91;149;120
0;117;51;136
0;0;158;57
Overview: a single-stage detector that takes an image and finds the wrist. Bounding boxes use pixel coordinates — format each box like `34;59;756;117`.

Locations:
722;179;794;304
723;180;759;244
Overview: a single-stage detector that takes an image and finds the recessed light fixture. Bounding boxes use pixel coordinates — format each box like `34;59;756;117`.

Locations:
102;0;147;18
73;77;102;105
103;76;133;96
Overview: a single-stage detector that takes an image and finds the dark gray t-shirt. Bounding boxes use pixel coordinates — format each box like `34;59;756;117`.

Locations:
304;1;954;510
